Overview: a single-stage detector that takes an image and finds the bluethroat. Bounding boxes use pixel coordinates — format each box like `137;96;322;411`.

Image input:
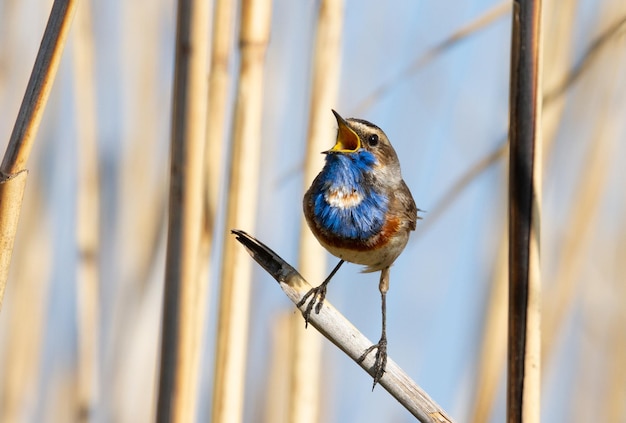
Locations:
300;110;418;388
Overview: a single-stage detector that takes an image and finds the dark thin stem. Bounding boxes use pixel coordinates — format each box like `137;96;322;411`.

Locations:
507;0;542;422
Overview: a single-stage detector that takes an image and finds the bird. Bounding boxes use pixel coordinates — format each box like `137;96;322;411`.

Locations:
299;109;418;389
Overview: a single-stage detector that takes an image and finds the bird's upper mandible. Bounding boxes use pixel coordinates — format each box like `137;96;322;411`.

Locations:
326;109;402;177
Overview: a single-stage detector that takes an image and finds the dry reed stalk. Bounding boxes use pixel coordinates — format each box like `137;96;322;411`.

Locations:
570;222;623;423
46;369;79;422
0;182;51;422
606;322;626;422
468;237;508;423
0;172;27;304
116;1;169;294
542;70;621;366
541;9;626;366
232;230;455;423
203;0;236;239
542;15;626;105
606;225;626;422
602;313;626;421
210;1;271;422
0;0;19;95
72;1;101;420
507;1;542;422
288;1;344;422
156;0;210;420
0;0;77;307
539;0;577;152
263;312;293;423
196;0;237;304
103;3;171;420
552;37;626;421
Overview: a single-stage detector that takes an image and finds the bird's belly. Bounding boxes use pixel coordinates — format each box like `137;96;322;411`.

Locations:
320;231;409;272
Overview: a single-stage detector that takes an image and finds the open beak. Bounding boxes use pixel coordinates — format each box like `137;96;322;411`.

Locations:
327;110;361;153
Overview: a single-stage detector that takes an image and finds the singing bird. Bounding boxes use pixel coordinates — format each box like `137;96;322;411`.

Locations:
300;110;418;388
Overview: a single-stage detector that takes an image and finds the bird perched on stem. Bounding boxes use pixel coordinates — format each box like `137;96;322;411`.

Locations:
300;110;418;389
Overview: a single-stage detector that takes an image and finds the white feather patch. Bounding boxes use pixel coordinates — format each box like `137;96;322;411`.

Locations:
325;187;363;209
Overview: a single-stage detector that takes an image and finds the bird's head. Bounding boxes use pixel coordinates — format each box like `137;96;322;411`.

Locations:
325;110;401;176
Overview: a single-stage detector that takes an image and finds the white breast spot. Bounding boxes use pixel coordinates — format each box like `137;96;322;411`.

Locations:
325;187;363;209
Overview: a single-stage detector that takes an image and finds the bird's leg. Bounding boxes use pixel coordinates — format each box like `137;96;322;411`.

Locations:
297;259;345;328
358;266;390;389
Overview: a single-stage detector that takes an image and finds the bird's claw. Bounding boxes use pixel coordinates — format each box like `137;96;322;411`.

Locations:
296;285;327;328
357;336;388;390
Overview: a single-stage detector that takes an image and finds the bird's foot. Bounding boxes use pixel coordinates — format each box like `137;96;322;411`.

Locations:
357;335;388;390
296;284;328;328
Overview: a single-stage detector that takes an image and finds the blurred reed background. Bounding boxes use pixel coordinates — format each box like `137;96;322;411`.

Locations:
1;0;625;422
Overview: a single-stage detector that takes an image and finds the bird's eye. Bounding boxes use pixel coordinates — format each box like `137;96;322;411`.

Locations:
368;134;379;146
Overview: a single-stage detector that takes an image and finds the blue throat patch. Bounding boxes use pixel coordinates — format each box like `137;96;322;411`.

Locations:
312;150;389;240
